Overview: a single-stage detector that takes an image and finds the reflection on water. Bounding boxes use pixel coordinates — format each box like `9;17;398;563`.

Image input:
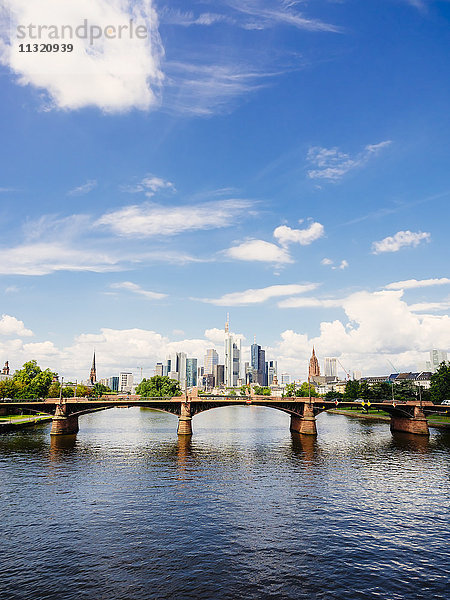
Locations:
390;431;431;453
0;406;448;600
290;431;317;460
50;433;77;454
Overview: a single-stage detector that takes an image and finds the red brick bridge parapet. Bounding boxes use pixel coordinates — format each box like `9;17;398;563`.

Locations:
2;394;445;438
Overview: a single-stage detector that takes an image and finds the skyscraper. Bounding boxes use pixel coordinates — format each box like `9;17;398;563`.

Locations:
186;358;198;388
430;349;447;371
324;357;337;377
224;316;240;387
204;349;219;375
213;364;224;387
268;360;278;385
251;340;267;385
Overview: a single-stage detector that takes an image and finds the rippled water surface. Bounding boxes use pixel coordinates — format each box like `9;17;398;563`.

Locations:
0;407;449;600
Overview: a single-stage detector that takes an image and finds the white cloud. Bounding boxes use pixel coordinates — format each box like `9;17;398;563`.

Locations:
2;284;450;382
333;259;349;271
0;314;33;337
200;283;318;306
0;0;163;112
110;281;167;300
307;140;391;181
273;221;324;247
372;230;430;254
161;9;233;27
223;1;341;32
122;175;175;197
97;199;252;237
321;257;348;270
67;180;97;196
409;301;450;313
23;341;59;355
403;0;426;10
385;277;450;290
0;242;122;276
271;289;450;377
224;239;292;264
278;297;342;309
5;285;19;294
164;60;273;116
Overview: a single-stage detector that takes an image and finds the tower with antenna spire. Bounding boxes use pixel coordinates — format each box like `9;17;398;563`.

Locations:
224;315;240;387
89;351;97;385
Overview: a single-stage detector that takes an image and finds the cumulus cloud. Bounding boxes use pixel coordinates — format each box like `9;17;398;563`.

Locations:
2;285;450;381
97;199;252;237
122;175;175;197
23;341;58;355
334;260;348;270
273;221;324;247
271;289;450;377
321;258;349;270
385;277;450;290
0;0;163;112
200;283;318;306
0;314;33;337
224;239;293;264
307;141;391;182
110;281;167;300
372;230;431;254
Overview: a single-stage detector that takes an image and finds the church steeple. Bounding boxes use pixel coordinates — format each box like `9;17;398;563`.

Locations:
308;346;320;378
90;351;97;385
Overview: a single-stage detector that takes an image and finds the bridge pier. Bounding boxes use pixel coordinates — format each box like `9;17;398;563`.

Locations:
290;404;317;435
390;406;429;436
50;404;79;436
177;402;192;436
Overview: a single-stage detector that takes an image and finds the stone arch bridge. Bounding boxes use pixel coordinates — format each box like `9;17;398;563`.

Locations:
2;393;446;437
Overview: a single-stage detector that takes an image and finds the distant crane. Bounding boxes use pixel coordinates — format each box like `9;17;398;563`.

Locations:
387;359;400;374
337;358;351;380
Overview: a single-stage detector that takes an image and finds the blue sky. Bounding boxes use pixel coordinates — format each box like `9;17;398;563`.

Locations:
0;0;449;381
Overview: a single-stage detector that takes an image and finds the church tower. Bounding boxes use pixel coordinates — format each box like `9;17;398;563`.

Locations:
90;351;97;385
308;347;320;378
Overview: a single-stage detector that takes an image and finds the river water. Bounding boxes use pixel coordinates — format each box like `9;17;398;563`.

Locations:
0;407;448;600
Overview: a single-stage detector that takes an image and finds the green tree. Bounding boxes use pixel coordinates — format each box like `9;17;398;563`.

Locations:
324;390;343;400
393;381;418;402
430;362;450;404
136;376;182;397
343;380;360;399
253;386;271;396
284;383;296;397
75;384;91;398
371;381;393;401
296;382;318;397
0;379;23;399
12;360;54;399
92;383;110;398
240;384;249;395
358;381;373;400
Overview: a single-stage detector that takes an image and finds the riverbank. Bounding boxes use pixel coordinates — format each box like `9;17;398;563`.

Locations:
328;409;450;430
0;415;52;433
